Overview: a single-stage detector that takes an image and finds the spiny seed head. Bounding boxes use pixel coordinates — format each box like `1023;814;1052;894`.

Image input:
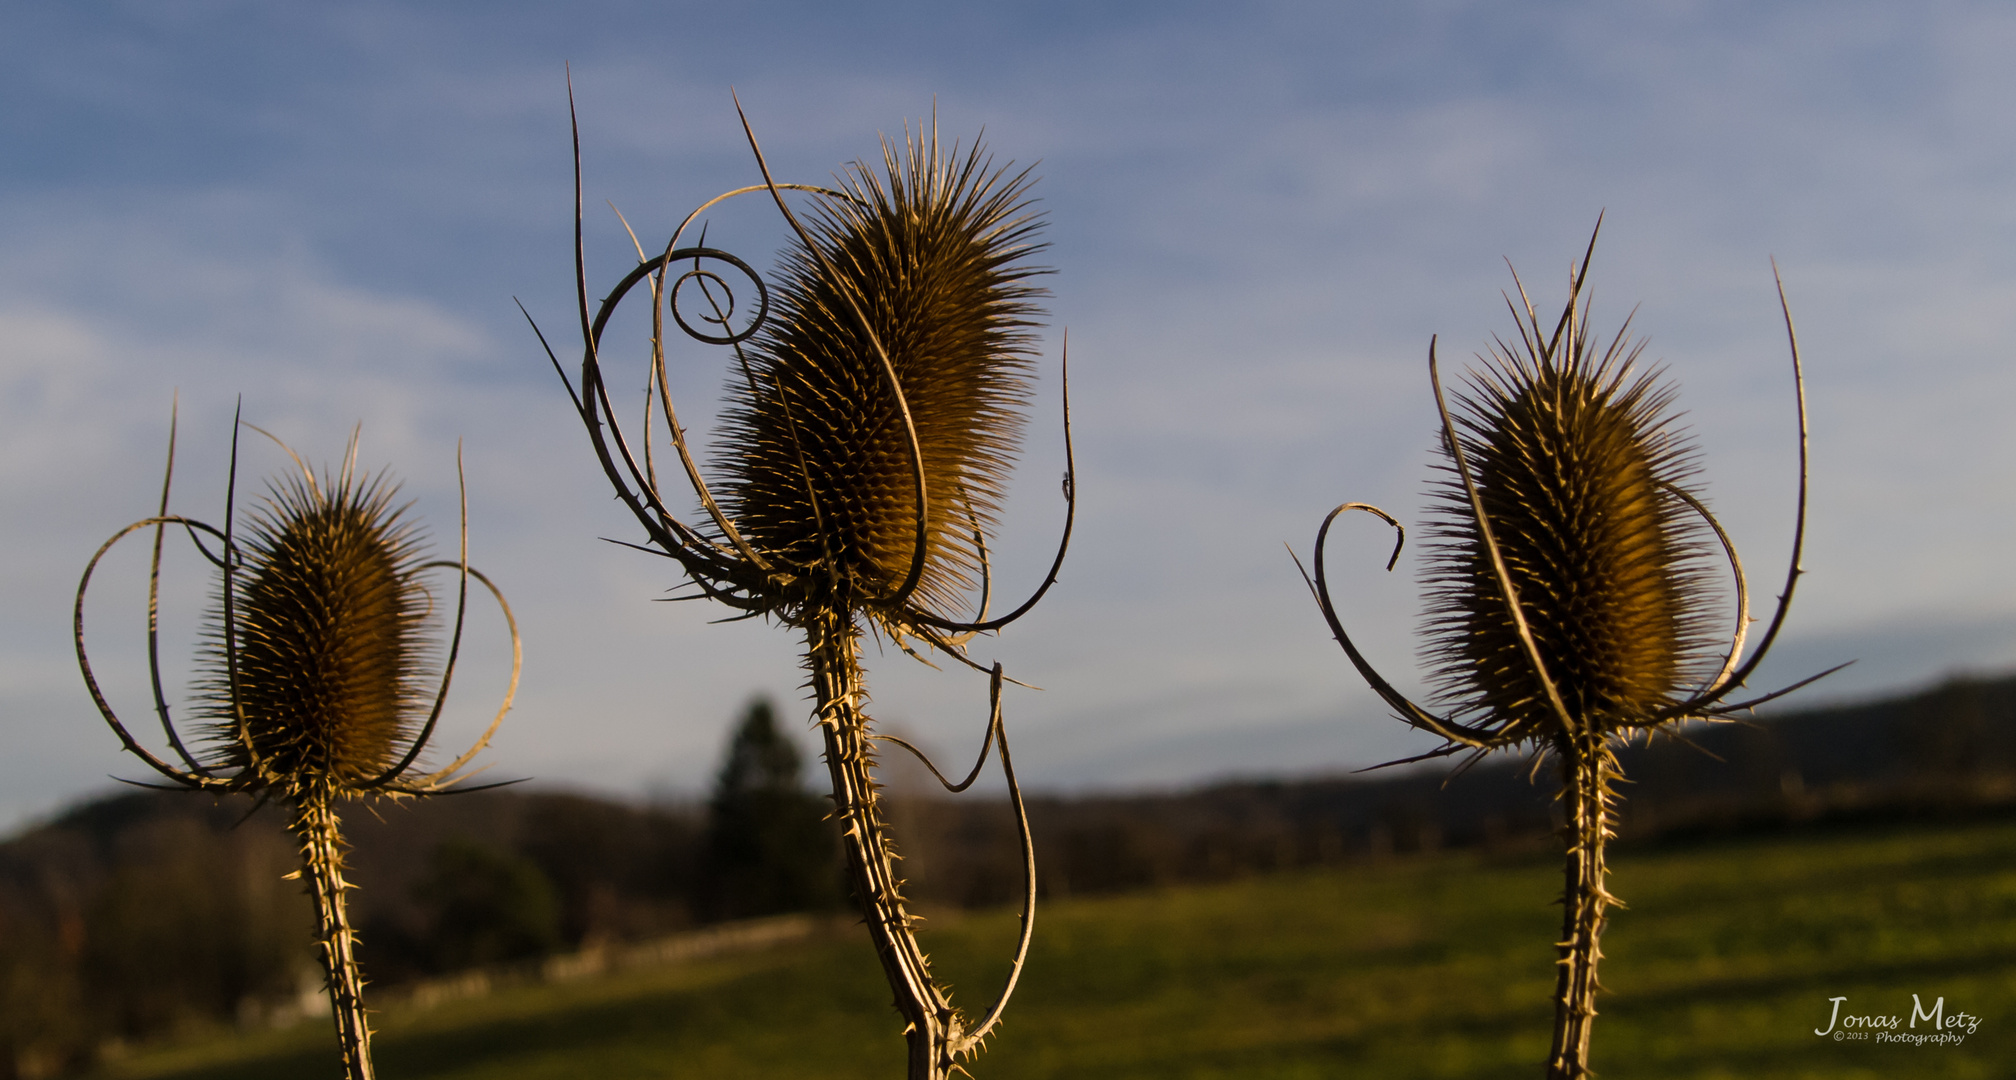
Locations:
197;469;435;793
1421;301;1720;745
715;128;1048;619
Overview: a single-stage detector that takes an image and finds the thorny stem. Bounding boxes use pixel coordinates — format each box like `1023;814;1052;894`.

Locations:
807;607;961;1080
292;789;375;1080
1548;733;1618;1080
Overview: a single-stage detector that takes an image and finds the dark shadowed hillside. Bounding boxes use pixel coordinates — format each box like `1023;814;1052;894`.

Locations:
6;668;2014;1076
0;793;710;1078
887;669;2016;905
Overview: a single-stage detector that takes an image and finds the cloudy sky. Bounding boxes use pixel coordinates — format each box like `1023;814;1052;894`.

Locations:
4;1;2013;831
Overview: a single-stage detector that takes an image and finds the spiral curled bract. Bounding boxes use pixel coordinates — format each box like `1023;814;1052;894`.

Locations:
198;472;434;793
715;130;1048;619
1422;320;1719;745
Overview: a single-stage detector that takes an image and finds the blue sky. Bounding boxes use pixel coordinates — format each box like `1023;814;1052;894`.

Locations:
5;1;2015;830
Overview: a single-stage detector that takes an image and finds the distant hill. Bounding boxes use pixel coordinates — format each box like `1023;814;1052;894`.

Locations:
890;668;2016;904
4;669;2013;1077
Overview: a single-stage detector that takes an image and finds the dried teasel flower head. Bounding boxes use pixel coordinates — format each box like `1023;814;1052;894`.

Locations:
714;127;1048;622
544;96;1074;647
77;413;520;803
78;412;521;1080
197;461;437;796
1297;223;1827;1080
545;97;1074;1080
1296;219;1829;762
1419;266;1721;747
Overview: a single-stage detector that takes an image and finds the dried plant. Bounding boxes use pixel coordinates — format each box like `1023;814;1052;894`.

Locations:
528;91;1072;1080
75;411;520;1080
1295;224;1831;1079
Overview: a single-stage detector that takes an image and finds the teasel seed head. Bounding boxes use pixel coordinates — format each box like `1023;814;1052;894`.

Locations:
1421;300;1721;746
714;128;1048;620
197;467;436;795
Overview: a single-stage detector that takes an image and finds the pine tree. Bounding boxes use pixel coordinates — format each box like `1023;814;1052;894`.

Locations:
703;700;840;920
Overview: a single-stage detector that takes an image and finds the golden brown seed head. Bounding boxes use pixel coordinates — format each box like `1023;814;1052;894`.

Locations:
1421;309;1719;744
715;129;1047;618
198;470;434;792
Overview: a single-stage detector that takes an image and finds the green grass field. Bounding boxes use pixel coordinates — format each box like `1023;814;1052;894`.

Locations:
93;816;2016;1079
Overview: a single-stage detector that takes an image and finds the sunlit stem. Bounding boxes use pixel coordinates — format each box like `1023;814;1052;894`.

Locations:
1547;732;1618;1080
291;787;375;1080
806;606;962;1080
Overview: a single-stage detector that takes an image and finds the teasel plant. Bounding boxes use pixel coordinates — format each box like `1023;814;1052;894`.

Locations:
74;408;521;1080
525;90;1072;1079
1294;223;1836;1079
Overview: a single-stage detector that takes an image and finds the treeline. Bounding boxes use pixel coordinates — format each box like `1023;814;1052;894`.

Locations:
7;673;2016;1075
883;670;2016;907
0;789;709;1077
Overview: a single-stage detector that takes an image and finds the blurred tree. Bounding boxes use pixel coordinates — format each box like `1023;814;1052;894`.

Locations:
410;839;561;972
703;699;840;920
516;793;701;945
82;817;307;1038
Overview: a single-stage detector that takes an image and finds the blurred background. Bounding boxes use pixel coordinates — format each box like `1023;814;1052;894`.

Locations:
7;2;2016;830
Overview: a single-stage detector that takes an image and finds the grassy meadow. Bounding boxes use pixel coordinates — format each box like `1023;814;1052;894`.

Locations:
92;815;2016;1079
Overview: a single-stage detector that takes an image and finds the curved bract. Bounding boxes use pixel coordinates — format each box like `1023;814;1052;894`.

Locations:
533;89;1073;1080
74;410;520;1080
1296;224;1827;754
533;92;1076;647
77;415;520;800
